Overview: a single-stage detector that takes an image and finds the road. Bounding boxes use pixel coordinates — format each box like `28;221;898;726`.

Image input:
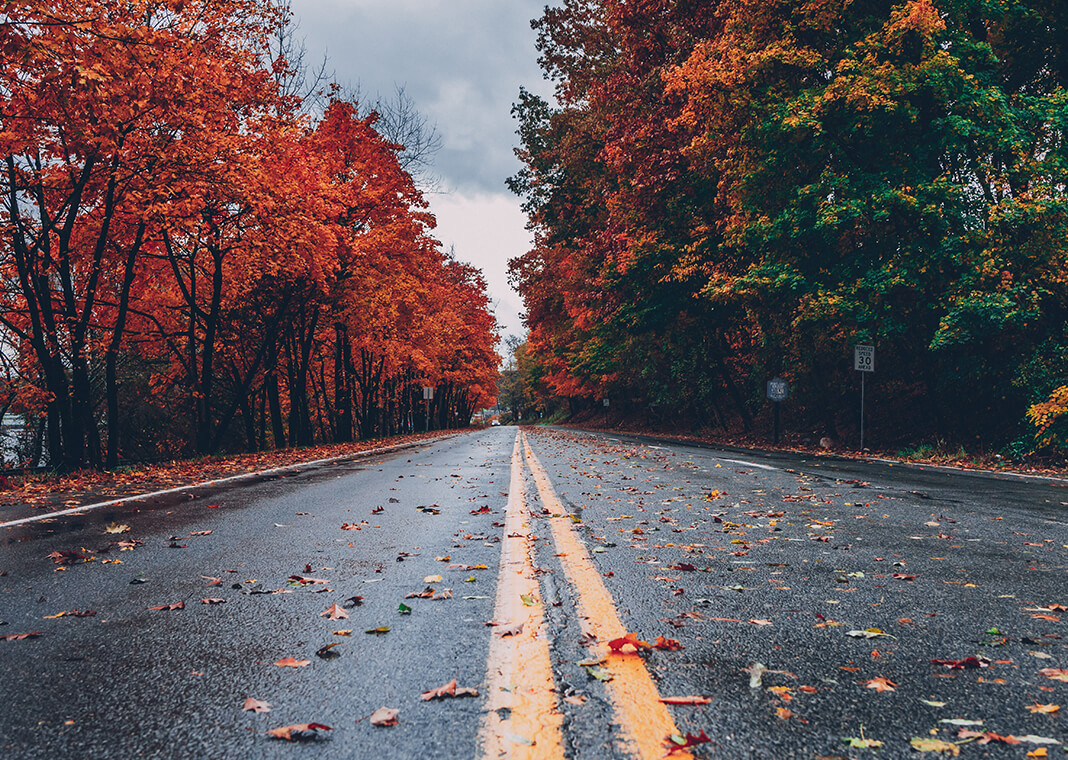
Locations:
1;427;1065;759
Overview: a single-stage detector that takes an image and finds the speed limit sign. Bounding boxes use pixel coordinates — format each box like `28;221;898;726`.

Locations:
854;345;874;373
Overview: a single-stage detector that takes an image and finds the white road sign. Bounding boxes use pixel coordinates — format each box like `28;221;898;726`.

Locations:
854;345;874;373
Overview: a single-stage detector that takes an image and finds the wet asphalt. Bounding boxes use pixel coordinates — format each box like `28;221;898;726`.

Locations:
0;426;1064;759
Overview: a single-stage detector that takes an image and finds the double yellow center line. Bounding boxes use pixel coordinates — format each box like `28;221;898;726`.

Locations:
479;431;695;759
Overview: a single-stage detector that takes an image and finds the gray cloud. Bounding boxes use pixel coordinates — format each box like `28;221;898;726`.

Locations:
295;0;551;195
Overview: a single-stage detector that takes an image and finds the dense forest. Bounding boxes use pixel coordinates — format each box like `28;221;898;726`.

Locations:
0;0;499;470
509;0;1068;456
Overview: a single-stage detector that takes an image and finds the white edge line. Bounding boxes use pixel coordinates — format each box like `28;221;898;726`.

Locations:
0;434;459;530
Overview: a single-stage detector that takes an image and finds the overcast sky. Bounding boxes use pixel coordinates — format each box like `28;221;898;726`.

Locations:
294;0;554;339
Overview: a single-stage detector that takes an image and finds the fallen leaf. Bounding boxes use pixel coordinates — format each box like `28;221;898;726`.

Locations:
368;707;399;726
0;631;41;641
910;737;961;755
652;636;684;651
956;729;1021;745
424;574;443;584
1026;703;1059;715
105;522;130;534
189;530;213;537
921;699;947;707
862;677;897;692
201;598;226;605
202;576;222;586
420;678;479;700
288;575;330;586
608;632;651;652
365;626;390;635
495;622;524;637
775;706;793;719
147;601;185;611
321;604;348;621
665;730;711;753
847;628;893;639
520;593;535;606
267;723;332;740
316;643;342;659
1038;668;1068;682
398;603;412;615
932;656;989;670
660;696;712;705
939;719;984;726
1027;749;1048;759
242;698;271;713
842;736;884;749
274;657;310;668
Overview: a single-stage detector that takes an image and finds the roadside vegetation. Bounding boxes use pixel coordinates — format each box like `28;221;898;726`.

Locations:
508;0;1068;463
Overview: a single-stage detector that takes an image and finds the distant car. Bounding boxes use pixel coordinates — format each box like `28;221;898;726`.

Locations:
490;420;500;426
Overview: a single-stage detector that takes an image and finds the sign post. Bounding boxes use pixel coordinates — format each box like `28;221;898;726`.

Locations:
853;346;874;452
602;397;609;427
766;378;788;444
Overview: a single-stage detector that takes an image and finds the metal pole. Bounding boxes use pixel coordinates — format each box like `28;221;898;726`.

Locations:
773;401;780;445
860;371;865;453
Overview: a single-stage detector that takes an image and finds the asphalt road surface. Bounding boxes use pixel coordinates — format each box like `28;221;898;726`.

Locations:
1;427;1065;759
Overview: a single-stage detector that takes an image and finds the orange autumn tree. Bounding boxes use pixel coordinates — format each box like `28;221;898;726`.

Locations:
0;2;498;467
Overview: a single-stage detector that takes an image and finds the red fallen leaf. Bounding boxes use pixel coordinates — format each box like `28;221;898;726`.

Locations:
667;563;696;571
206;504;220;509
892;573;916;581
420;678;479;700
321;604;349;620
242;698;271;713
267;723;332;740
665;729;712;752
862;677;897;692
148;601;185;611
406;587;436;599
371;506;384;514
47;550;90;565
288;575;330;585
274;657;311;668
1038;668;1068;682
68;609;96;617
652;636;684;651
660;696;712;705
202;576;222;586
956;730;1020;745
1032;614;1060;621
608;632;651;652
368;707;399;726
0;631;41;641
201;598;226;604
189;530;213;537
469;506;492;514
932;656;989;670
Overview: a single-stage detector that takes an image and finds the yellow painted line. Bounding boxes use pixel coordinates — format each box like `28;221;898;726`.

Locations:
478;432;565;760
522;431;695;760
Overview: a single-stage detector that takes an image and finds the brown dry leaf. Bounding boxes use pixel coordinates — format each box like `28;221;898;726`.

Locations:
495;622;524;637
1025;703;1059;714
321;604;349;621
863;677;897;692
242;698;271;713
0;631;41;641
288;575;330;586
775;706;793;719
368;707;399;727
420;678;479;701
910;737;961;755
105;522;130;534
1038;668;1068;682
202;576;222;586
957;729;1021;745
660;696;712;705
274;657;311;668
201;598;226;605
266;723;332;740
147;601;185;611
651;635;684;651
189;530;213;537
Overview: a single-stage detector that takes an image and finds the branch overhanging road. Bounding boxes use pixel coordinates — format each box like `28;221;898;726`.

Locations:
0;427;1064;759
